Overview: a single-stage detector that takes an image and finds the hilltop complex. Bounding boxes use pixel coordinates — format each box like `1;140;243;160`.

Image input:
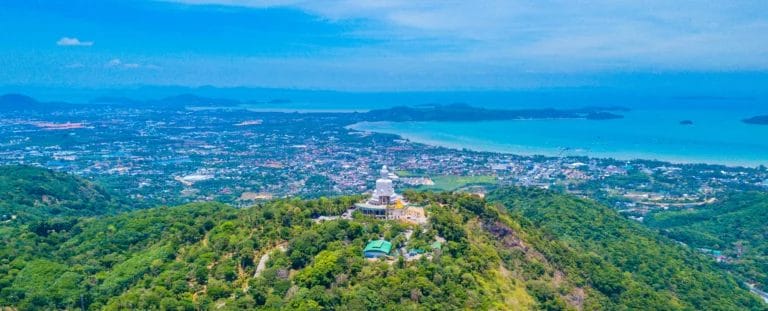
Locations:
355;166;427;224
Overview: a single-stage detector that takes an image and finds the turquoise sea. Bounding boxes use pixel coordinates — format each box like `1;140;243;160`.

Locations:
347;107;768;167
227;92;768;167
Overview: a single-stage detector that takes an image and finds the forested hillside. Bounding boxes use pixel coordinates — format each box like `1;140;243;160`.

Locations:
0;170;764;310
0;166;125;222
1;194;583;310
487;187;766;310
646;192;768;288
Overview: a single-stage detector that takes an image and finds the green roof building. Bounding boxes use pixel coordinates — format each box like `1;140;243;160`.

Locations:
431;241;442;250
363;240;392;258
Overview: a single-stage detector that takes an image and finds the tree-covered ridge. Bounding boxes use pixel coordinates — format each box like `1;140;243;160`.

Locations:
2;194;571;310
488;187;766;310
1;184;764;310
646;192;768;288
364;103;624;123
0;165;124;222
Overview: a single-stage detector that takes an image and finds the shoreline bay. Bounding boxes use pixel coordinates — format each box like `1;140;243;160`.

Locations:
348;108;768;167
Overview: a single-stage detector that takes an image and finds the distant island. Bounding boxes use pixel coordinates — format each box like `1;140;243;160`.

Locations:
1;93;627;123
743;115;768;125
2;93;243;111
364;103;625;122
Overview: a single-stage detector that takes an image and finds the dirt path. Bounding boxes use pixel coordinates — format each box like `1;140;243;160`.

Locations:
254;243;287;278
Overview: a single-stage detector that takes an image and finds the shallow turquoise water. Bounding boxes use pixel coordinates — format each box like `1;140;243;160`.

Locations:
348;107;768;167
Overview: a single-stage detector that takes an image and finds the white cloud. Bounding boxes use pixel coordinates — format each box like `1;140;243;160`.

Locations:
106;58;123;67
57;37;93;46
164;0;768;71
105;58;161;70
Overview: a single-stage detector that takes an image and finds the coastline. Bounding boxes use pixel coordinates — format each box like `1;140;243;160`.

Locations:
347;121;767;168
186;101;768;169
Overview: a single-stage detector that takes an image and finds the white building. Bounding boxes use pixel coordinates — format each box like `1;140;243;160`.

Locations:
355;166;426;224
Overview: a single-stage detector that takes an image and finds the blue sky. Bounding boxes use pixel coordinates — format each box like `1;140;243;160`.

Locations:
1;0;767;91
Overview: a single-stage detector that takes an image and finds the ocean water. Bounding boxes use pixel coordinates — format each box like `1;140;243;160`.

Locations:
348;107;768;167
226;91;768;167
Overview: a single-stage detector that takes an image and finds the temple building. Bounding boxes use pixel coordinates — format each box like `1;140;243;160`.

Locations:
355;166;427;224
370;165;401;205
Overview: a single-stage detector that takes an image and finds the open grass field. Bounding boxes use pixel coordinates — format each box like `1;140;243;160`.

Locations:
417;175;498;191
